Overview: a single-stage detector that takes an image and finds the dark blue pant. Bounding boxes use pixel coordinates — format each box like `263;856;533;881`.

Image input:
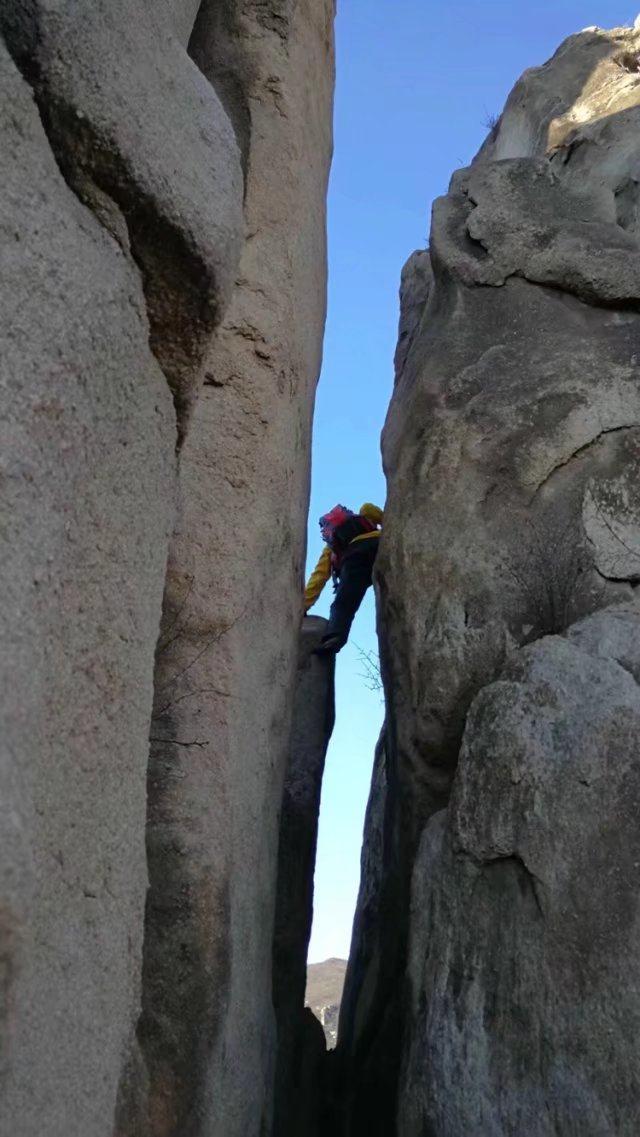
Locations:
325;540;378;649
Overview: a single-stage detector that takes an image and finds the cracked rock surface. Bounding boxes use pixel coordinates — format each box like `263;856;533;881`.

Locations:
341;24;640;1135
401;604;640;1137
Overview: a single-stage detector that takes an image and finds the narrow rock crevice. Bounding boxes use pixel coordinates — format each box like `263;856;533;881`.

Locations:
135;592;240;1137
0;66;195;445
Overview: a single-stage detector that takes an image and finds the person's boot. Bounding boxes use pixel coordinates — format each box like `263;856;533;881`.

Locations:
313;633;343;656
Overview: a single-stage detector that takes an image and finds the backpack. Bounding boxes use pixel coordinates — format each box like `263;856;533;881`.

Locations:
319;504;353;544
319;505;377;581
331;514;376;553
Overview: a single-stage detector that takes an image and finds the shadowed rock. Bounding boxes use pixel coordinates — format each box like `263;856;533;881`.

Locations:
273;618;335;1137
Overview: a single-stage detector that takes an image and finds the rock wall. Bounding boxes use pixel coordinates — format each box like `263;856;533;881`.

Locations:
338;730;405;1136
341;24;640;1135
134;4;336;1136
273;617;335;1137
0;3;334;1136
400;604;640;1137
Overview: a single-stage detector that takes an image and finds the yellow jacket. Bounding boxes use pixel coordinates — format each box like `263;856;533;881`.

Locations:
304;503;383;612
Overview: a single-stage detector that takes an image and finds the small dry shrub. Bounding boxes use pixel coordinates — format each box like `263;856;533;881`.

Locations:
502;515;594;639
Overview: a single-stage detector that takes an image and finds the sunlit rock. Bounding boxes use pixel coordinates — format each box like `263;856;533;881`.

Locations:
342;23;640;1136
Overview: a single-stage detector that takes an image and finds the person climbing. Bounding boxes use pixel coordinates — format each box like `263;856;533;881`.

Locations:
303;502;383;654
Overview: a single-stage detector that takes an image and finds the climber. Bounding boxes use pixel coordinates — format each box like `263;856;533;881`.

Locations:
303;502;383;654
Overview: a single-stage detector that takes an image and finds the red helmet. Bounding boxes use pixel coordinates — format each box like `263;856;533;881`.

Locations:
319;504;352;543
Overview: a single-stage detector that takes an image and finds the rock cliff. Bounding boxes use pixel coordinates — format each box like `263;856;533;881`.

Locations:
0;3;335;1136
341;23;640;1136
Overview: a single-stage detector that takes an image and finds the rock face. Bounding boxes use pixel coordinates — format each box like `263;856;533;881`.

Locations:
0;0;243;436
338;730;406;1136
0;3;334;1136
136;6;336;1136
401;604;640;1137
341;24;640;1135
0;10;241;1134
272;619;335;1137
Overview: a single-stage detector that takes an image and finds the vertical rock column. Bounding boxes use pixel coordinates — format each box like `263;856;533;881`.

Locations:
139;4;336;1136
0;3;243;1136
272;617;336;1137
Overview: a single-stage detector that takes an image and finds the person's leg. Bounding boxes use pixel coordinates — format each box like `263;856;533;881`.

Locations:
321;544;377;651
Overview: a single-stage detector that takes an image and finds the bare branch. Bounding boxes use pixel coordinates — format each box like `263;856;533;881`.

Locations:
502;513;593;638
353;643;384;694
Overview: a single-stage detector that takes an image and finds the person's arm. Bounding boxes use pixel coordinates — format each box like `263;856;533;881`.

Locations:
359;502;384;526
304;546;332;612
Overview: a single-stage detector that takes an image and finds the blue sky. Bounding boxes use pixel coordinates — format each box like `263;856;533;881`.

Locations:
306;0;634;963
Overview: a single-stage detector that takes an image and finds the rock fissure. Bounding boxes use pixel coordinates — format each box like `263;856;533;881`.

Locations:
0;38;227;448
527;422;640;500
148;737;210;748
5;0;246;441
593;563;640;586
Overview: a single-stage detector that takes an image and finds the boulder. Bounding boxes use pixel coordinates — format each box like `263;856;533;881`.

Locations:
400;605;640;1137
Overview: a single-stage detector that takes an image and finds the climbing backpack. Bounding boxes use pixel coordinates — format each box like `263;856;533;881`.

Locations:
331;513;377;553
319;504;353;544
319;505;377;582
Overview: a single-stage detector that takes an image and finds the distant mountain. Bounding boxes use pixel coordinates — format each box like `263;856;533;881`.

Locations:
305;957;348;1049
